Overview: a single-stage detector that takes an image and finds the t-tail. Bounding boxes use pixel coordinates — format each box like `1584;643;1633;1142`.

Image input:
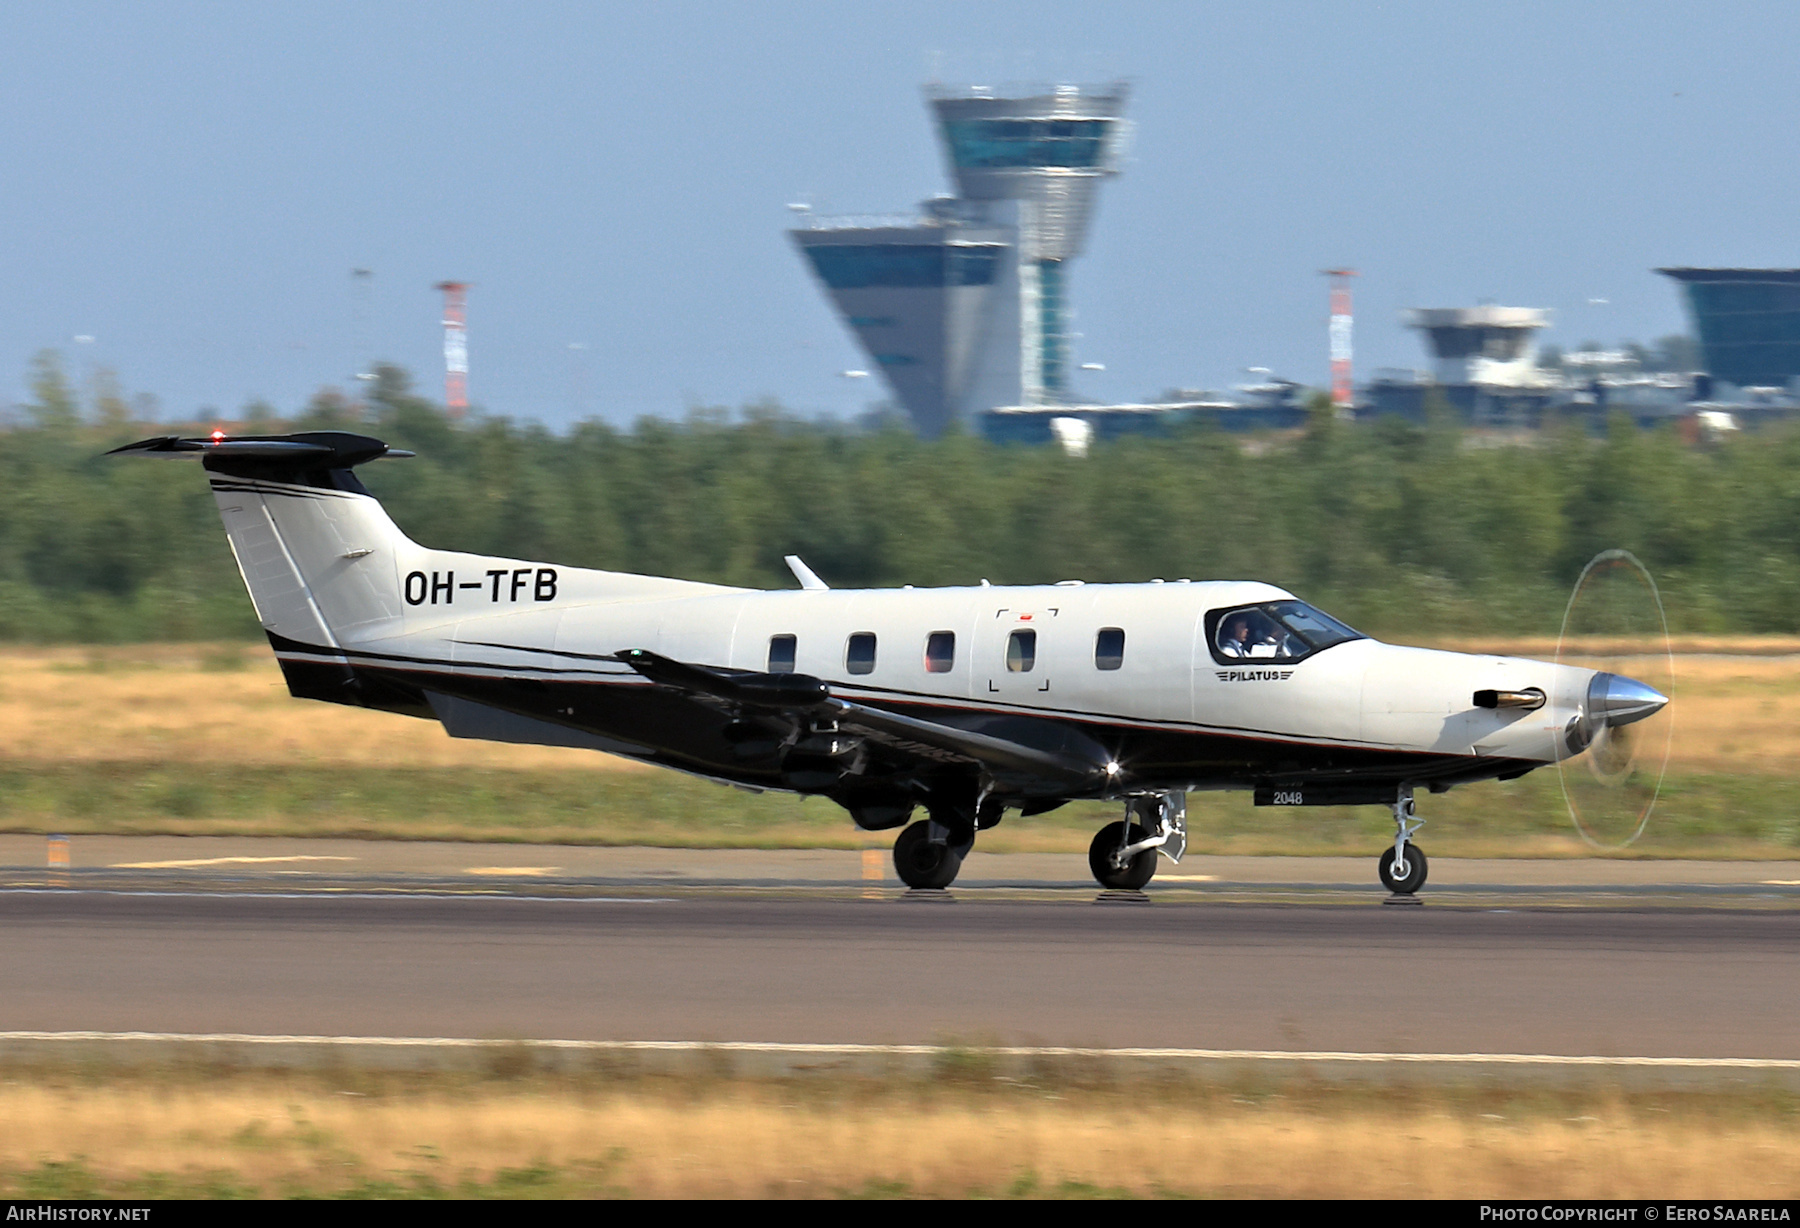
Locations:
110;430;729;715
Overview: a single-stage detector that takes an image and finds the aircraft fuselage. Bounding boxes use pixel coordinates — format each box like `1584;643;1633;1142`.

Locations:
276;559;1583;805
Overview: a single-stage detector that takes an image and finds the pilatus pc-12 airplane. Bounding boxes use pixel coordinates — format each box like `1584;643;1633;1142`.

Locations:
116;430;1671;897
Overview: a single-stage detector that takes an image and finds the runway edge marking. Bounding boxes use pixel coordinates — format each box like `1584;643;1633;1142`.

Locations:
0;1033;1795;1069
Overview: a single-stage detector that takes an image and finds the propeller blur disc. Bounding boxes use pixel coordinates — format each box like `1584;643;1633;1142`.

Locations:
1554;550;1674;849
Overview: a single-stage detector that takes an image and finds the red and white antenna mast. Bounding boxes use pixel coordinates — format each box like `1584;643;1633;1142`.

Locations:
436;281;469;417
1322;269;1357;419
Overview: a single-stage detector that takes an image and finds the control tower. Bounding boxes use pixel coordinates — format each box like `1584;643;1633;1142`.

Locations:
792;84;1128;435
1405;307;1553;387
929;84;1129;404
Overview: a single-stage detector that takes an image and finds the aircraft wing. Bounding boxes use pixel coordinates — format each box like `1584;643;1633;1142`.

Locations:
615;649;1111;793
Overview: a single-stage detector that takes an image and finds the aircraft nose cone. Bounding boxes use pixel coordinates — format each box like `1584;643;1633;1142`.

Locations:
1588;672;1669;728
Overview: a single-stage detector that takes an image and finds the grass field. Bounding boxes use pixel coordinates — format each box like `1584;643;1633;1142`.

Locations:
1;1059;1795;1199
1;642;1796;855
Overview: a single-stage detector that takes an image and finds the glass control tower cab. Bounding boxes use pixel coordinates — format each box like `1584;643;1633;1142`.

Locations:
930;85;1129;409
791;84;1129;436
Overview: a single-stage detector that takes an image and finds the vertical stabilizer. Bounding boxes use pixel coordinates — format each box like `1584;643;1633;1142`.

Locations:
110;432;420;709
110;430;743;714
207;471;410;647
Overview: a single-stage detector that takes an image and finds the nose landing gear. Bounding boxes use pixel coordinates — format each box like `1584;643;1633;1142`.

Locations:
1379;785;1428;896
1378;842;1428;893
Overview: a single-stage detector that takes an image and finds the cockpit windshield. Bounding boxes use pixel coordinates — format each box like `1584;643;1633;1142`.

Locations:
1208;600;1364;664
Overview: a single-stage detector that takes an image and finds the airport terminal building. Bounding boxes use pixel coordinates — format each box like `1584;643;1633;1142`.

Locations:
1657;268;1800;392
790;93;1800;443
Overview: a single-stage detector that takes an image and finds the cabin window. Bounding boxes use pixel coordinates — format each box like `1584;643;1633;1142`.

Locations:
1095;627;1125;670
767;634;796;674
1006;629;1036;672
846;632;877;675
925;631;955;673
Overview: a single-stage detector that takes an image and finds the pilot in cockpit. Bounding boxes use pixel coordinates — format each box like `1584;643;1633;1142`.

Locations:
1221;609;1305;659
1219;613;1275;658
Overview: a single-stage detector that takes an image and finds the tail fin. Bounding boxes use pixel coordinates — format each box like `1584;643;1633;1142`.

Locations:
112;431;423;709
114;429;739;714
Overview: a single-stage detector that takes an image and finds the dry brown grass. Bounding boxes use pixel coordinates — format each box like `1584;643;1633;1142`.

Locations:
1;1079;1795;1199
0;643;646;772
1659;655;1800;774
1429;635;1800;657
4;642;1796;777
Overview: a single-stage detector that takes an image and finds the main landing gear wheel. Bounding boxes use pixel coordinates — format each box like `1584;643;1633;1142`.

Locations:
1378;843;1428;894
893;819;965;890
1089;821;1157;891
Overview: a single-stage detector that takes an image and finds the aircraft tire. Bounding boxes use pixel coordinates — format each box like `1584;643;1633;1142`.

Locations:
1088;821;1157;891
893;819;964;890
1378;843;1428;894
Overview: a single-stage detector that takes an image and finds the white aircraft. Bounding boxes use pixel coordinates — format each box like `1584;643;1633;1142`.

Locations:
115;430;1669;897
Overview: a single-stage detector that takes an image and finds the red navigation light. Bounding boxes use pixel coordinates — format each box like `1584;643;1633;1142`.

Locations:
210;430;225;443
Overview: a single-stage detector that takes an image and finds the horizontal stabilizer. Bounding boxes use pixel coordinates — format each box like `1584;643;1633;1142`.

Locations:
109;431;413;470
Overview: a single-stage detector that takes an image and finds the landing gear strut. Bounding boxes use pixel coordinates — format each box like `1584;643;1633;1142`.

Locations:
892;810;975;890
1088;793;1187;890
1379;785;1428;895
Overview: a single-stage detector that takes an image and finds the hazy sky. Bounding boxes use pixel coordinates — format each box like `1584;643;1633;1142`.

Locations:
4;1;1797;427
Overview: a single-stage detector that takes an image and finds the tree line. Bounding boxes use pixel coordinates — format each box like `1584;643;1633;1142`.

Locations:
3;353;1797;642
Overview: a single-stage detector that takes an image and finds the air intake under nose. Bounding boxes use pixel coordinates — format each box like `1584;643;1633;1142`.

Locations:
1588;672;1669;727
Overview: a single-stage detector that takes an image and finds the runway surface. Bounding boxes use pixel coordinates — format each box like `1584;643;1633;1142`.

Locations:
2;891;1796;1059
6;834;1800;902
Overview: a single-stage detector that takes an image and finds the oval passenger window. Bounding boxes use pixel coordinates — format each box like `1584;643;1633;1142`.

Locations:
1006;629;1036;673
1095;627;1124;670
925;631;955;673
846;632;877;675
768;634;797;674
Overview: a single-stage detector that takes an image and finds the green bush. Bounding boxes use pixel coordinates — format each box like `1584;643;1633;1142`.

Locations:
8;356;1800;642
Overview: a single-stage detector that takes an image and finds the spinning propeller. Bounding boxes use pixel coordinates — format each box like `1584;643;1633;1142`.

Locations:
1553;550;1675;849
